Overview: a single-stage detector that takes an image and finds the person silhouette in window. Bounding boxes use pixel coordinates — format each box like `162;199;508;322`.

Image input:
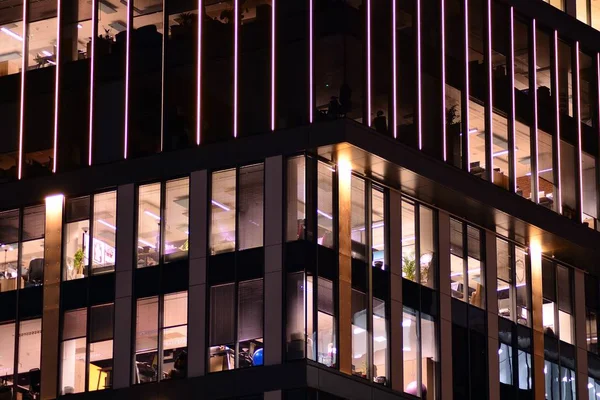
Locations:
372;110;387;134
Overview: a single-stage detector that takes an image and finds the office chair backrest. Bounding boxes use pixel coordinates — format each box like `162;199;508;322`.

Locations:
28;259;44;282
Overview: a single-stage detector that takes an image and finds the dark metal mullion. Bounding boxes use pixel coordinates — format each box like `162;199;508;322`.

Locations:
365;180;374;381
383;188;391;383
529;19;539;204
593;53;600;228
462;222;468;304
510;244;517;324
484;0;493;182
415;203;421;284
507;6;517;193
159;182;166;263
550;29;562;214
572;43;584;223
157;294;165;381
461;0;470;172
12;209;24;399
234;167;240;368
84;305;92;393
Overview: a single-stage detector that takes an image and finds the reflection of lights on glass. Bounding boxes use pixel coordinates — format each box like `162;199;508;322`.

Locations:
374;336;386;343
212;200;230;212
317;209;333;220
402;319;411;328
498;348;503;355
353;327;365;335
97;219;117;230
0;27;23;41
420;253;433;264
144;210;161;220
402;347;411;352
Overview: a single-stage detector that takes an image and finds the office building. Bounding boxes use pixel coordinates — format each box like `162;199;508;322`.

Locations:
1;0;600;399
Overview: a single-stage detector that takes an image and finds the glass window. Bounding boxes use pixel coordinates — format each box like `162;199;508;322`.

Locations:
91;191;117;275
499;343;512;385
317;277;336;367
560;367;576;399
89;304;114;391
286;157;306;242
0;322;16;388
238;164;264;251
450;219;484;307
135;297;159;384
18;318;41;397
372;188;386;269
518;350;533;390
403;308;438;398
582;152;597;228
209;284;235;372
497;238;512;320
162;292;188;380
0;210;19;292
352;289;368;378
593;0;600;29
137;184;161;268
317;162;334;249
557;265;573;344
351;177;367;261
402;200;416;282
373;297;388;384
467;226;484;307
542;260;574;344
164;178;190;262
210;169;236;255
419;206;435;289
286;272;309;360
60;309;87;395
21;205;45;289
587;309;598;353
238;280;264;368
515;247;530;326
450;219;465;300
0;0;24;77
64;196;90;281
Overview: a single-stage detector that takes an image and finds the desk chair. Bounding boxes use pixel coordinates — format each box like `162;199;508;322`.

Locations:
26;259;44;287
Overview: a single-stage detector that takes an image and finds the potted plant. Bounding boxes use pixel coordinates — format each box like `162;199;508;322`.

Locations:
402;253;416;281
73;248;85;279
171;12;198;39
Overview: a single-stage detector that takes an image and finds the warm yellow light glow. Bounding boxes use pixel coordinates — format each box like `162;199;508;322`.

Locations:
337;158;352;177
529;240;542;259
45;194;64;210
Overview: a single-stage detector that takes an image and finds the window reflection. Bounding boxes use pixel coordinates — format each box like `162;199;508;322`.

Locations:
0;209;19;292
286;157;306;242
210;169;236;255
164;178;190;262
403;307;438;398
238;164;264;251
17;318;42;397
137;183;161;267
317;162;334;248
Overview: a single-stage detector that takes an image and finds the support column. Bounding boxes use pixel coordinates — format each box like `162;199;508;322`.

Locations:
40;194;64;400
573;268;588;400
530;242;545;400
113;184;135;389
188;170;208;377
437;211;453;400
264;156;284;365
389;189;403;391
338;158;352;375
485;231;499;400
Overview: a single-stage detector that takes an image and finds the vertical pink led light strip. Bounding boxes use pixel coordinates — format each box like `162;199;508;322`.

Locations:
52;0;62;173
441;0;446;159
123;0;132;159
416;0;422;149
233;0;239;137
309;0;314;123
464;0;470;169
509;7;516;192
88;0;97;165
159;0;166;152
531;20;539;203
17;0;27;180
575;42;583;222
553;30;562;214
271;0;276;131
486;0;492;182
367;0;371;127
392;0;397;138
196;0;203;145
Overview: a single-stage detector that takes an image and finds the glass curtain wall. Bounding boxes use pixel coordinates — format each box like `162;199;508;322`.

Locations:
401;200;436;289
314;0;364;124
395;0;416;147
0;0;24;182
209;280;264;371
403;307;438;398
137;178;190;266
128;0;163;159
22;0;58;179
371;0;392;138
59;305;118;393
497;238;531;326
57;0;93;172
542;260;574;344
17;318;42;397
0;209;19;292
445;0;464;167
91;0;127;164
201;0;234;144
21;205;45;289
449;219;485;308
164;2;198;151
134;292;188;383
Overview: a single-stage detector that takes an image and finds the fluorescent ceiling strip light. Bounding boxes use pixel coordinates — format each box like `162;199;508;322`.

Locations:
493;150;509;157
317;209;333;220
1;27;23;41
526;168;552;176
97;219;117;230
144;210;161;220
138;238;156;249
212;200;230;211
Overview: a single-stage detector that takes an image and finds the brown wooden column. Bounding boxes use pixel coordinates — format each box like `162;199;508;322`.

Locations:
338;158;352;375
530;242;545;400
40;194;64;400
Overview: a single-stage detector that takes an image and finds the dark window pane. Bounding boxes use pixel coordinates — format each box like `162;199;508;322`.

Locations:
210;283;235;346
62;308;87;340
90;304;114;342
23;205;45;241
